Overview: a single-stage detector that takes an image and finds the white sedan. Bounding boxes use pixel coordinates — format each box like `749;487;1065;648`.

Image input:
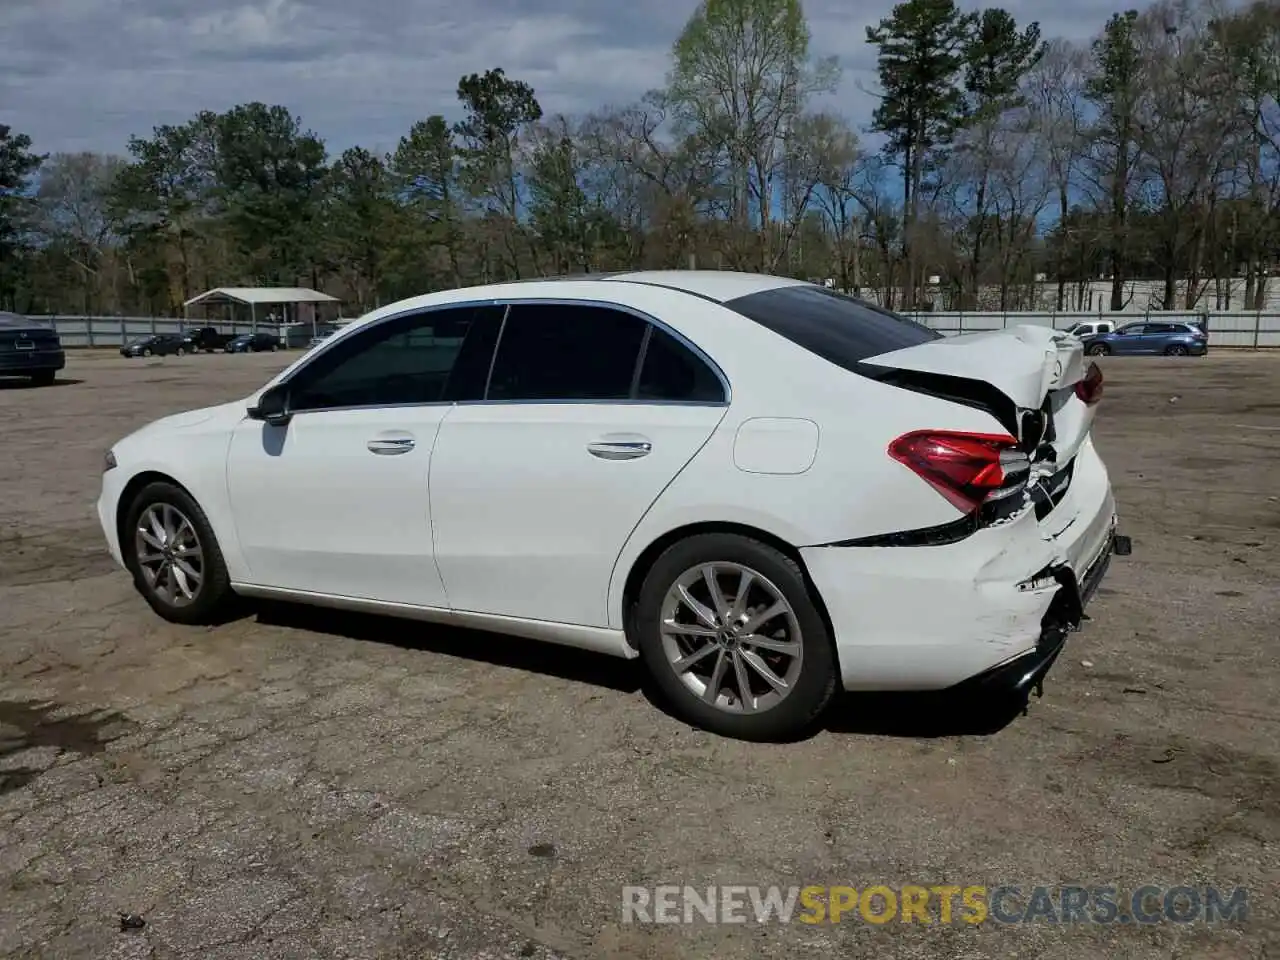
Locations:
97;272;1126;740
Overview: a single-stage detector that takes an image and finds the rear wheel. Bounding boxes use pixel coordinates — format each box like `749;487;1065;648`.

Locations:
123;481;234;625
634;533;838;741
29;370;55;387
176;346;186;357
271;343;279;352
1165;343;1188;356
1086;343;1109;356
142;347;153;357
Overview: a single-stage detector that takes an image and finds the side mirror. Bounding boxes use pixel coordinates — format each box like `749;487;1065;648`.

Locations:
247;384;292;426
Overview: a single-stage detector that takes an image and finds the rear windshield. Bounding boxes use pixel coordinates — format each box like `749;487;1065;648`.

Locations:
723;285;942;371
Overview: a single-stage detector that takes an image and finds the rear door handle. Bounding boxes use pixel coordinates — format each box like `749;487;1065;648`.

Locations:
587;435;652;460
367;435;415;455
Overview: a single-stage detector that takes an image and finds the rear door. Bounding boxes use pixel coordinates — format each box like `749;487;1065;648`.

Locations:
429;301;728;628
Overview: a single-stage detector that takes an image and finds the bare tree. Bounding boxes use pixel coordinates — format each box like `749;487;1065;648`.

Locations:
1027;40;1089;309
36;152;127;312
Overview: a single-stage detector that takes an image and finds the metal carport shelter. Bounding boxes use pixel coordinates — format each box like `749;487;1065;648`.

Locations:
183;287;341;338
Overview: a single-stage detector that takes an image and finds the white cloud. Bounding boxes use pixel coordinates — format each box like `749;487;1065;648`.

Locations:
1;0;1125;156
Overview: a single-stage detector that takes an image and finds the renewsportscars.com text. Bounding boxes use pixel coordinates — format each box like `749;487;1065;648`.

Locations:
622;884;1249;925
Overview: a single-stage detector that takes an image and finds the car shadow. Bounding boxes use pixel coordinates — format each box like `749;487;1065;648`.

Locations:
0;377;84;389
821;690;1028;738
247;600;1028;740
252;601;642;694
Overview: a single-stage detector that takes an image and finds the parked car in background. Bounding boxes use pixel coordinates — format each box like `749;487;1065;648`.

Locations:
98;272;1126;741
181;327;233;353
226;332;282;353
1065;320;1114;339
121;334;188;358
0;312;65;386
1081;321;1208;356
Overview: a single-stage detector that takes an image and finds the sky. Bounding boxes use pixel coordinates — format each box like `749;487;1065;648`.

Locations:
3;0;1129;158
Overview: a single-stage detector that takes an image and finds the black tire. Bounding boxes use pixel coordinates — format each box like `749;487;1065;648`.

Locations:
176;346;186;357
1086;343;1109;356
142;347;153;357
122;480;235;625
29;370;56;387
1165;344;1188;356
633;533;838;741
271;343;279;352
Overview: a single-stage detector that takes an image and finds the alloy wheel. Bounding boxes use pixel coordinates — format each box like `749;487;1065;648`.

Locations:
659;562;804;715
134;502;205;607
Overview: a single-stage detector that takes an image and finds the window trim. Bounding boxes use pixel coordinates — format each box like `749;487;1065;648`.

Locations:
272;296;731;416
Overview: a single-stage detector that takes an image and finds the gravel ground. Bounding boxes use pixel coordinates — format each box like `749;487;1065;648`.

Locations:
1;350;1277;959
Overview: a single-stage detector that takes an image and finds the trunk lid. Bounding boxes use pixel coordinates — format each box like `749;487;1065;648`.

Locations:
863;324;1088;410
863;325;1099;523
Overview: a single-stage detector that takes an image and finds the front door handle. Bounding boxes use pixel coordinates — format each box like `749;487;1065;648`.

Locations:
367;436;415;455
587;435;652;460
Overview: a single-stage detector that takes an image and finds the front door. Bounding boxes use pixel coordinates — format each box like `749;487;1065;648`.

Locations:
430;302;729;628
224;303;504;606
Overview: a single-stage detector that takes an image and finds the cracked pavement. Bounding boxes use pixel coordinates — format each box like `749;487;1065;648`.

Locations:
1;351;1278;958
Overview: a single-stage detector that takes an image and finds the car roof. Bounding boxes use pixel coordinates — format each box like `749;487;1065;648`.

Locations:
605;270;808;302
0;312;46;330
376;271;813;316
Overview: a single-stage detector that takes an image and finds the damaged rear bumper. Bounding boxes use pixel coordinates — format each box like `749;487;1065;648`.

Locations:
952;527;1131;698
801;438;1123;693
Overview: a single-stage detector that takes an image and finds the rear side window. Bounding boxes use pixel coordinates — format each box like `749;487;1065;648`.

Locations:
724;285;941;372
487;304;646;401
636;326;725;402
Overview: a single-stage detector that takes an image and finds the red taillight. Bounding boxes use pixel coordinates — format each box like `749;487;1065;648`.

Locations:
1075;362;1104;405
888;430;1020;513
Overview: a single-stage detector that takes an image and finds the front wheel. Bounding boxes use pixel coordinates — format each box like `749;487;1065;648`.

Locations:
1165;343;1189;356
176;346;186;357
1086;343;1109;356
123;481;235;625
634;533;838;741
142;347;153;357
271;343;279;352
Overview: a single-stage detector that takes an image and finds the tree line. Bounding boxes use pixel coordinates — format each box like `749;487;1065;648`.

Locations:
1;0;1277;318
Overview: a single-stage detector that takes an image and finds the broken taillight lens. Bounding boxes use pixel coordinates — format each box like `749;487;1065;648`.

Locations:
888;430;1025;514
1074;362;1104;405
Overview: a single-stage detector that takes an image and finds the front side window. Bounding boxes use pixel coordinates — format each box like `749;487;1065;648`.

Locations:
287;304;503;411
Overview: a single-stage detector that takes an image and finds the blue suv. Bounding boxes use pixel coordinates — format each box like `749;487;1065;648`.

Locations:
1081;320;1207;357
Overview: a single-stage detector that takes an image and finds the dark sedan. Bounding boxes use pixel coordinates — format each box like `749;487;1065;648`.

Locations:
1081;320;1208;356
121;334;188;358
0;312;65;386
226;332;282;353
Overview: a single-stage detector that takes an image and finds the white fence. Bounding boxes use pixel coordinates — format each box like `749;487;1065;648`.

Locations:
19;310;1280;349
20;316;342;349
900;310;1280;348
